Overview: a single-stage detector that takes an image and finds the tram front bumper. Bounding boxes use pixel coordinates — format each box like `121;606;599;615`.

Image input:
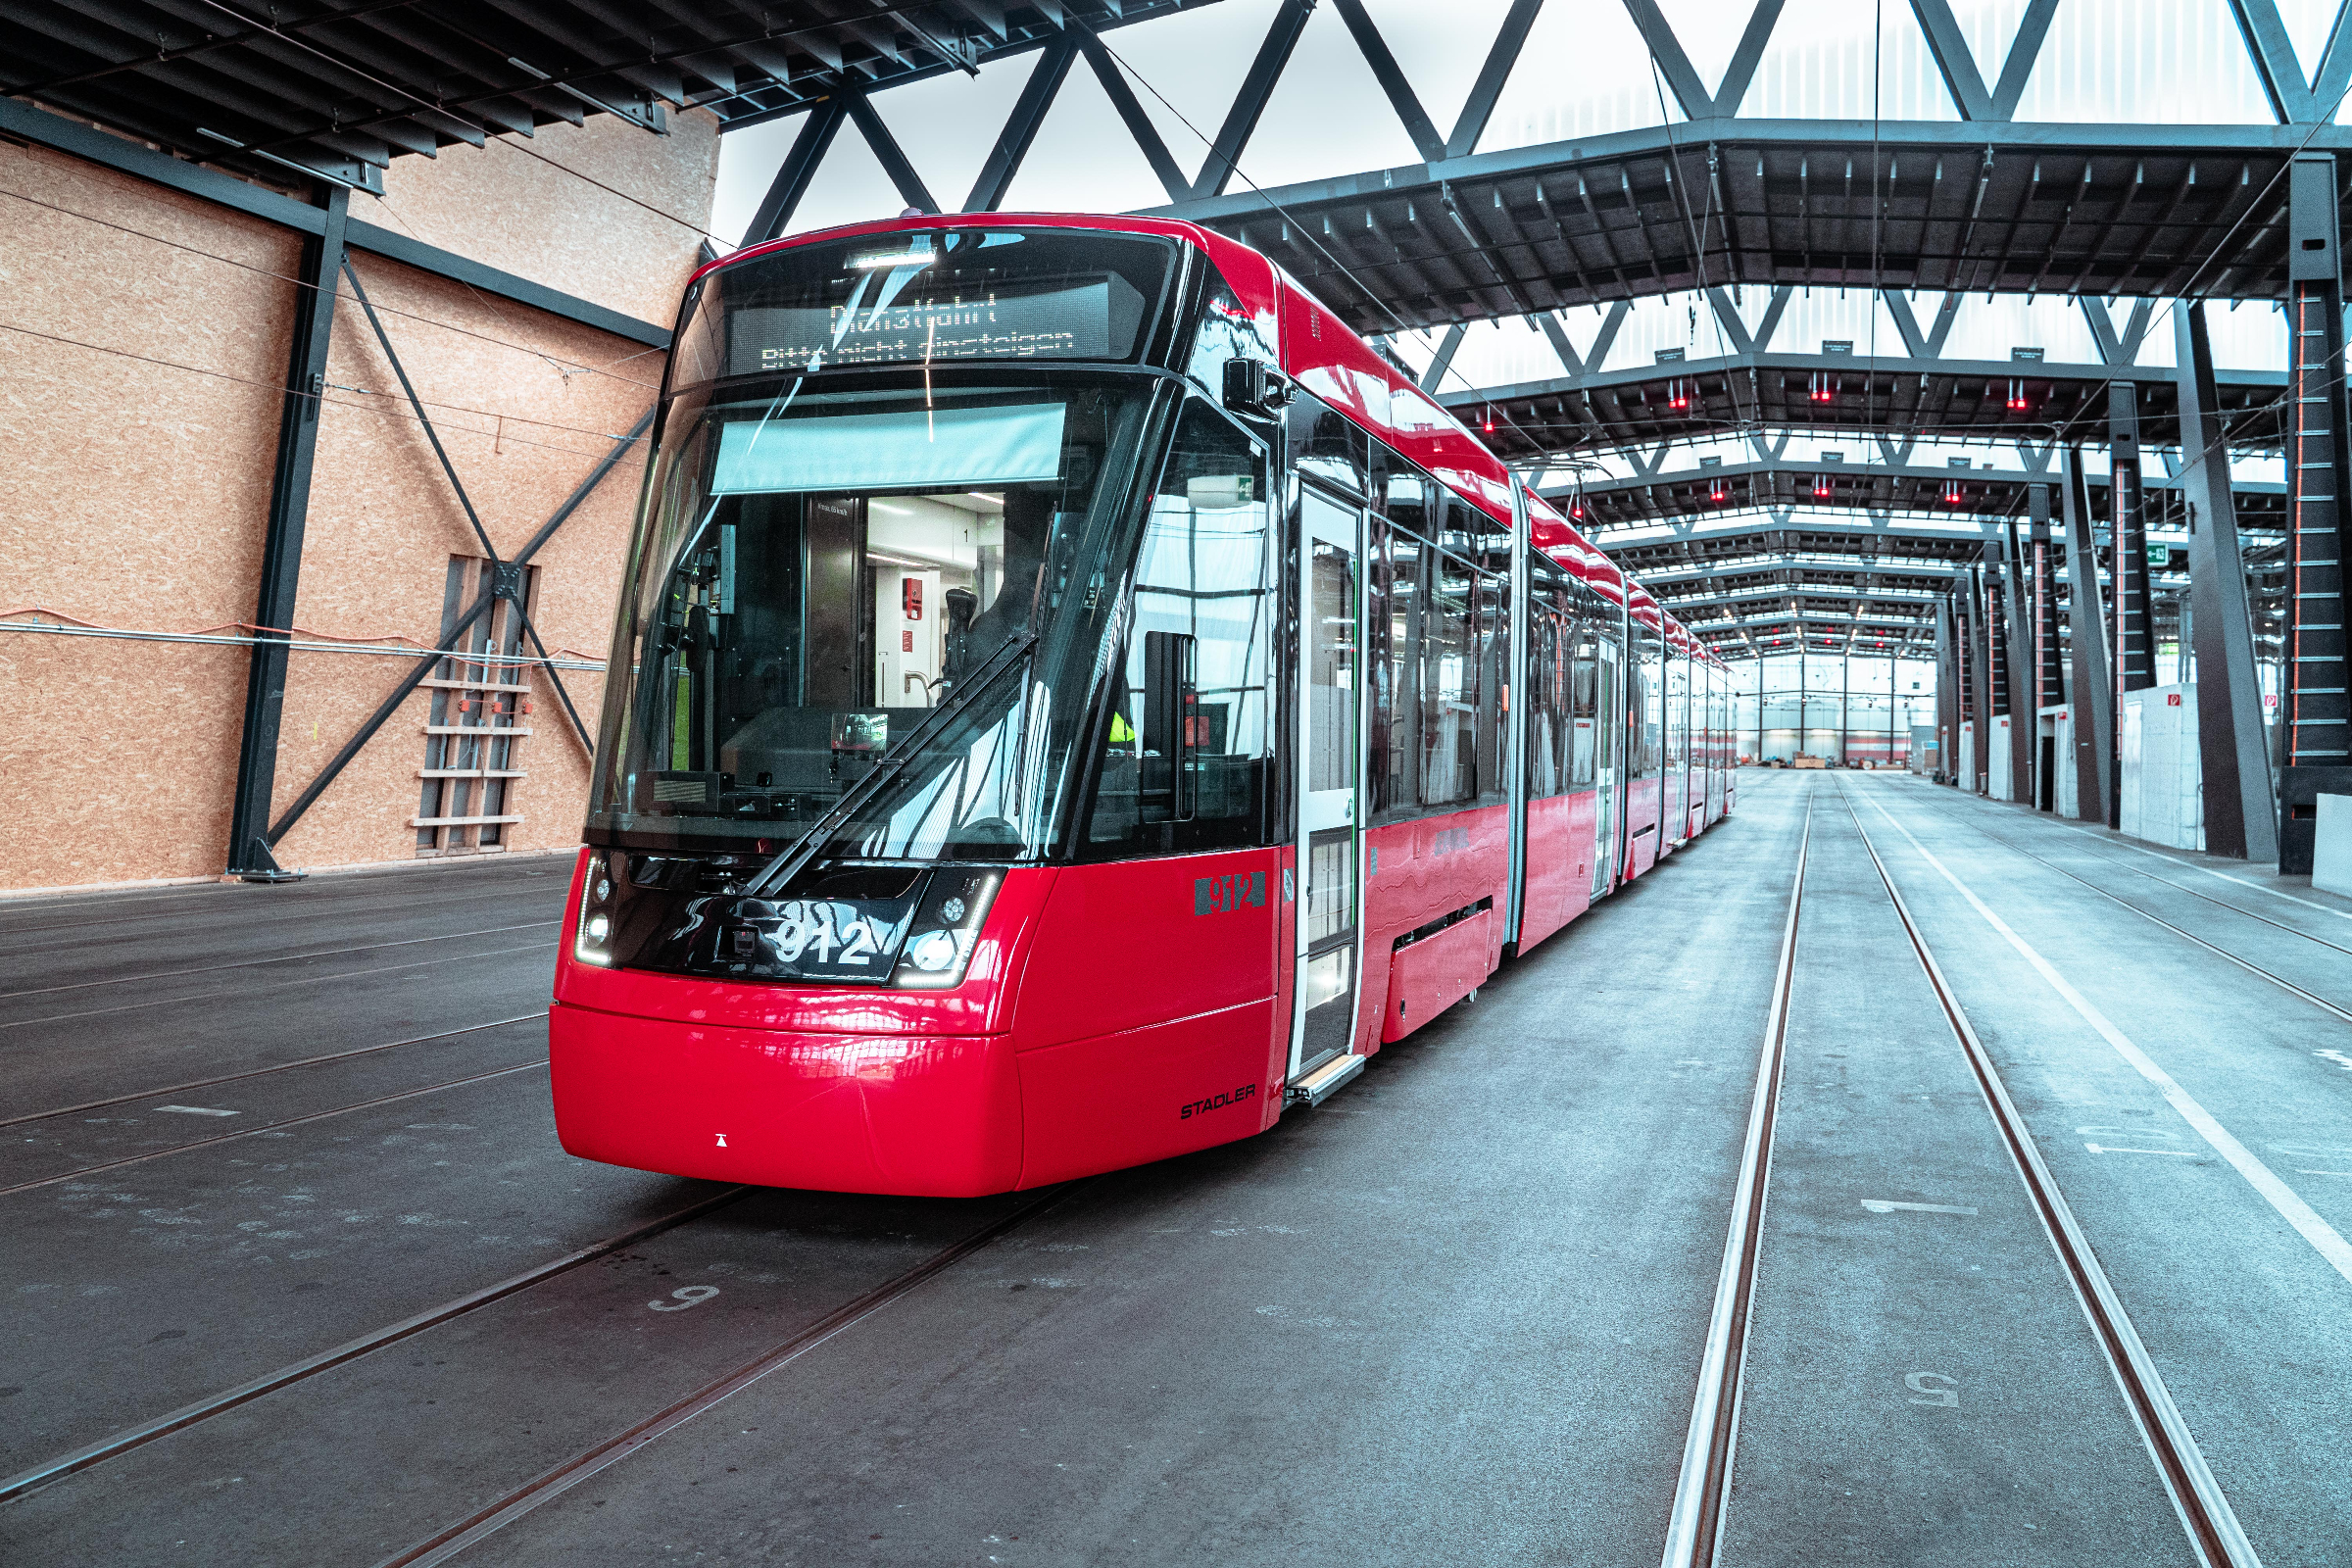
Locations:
549;1002;1023;1198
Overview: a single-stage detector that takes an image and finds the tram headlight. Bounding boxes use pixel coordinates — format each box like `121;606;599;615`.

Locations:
575;851;620;966
891;870;1003;989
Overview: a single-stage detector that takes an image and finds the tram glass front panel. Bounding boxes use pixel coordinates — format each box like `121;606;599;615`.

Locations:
590;227;1187;871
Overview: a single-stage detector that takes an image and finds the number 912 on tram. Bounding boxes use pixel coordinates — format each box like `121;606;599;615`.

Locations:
552;213;1734;1198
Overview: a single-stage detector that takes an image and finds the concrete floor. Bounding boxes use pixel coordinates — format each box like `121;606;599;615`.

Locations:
3;778;2347;1565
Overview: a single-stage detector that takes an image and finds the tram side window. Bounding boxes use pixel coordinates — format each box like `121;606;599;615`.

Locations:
1384;467;1433;539
1475;567;1509;803
1666;653;1689;771
1626;638;1654;780
1421;550;1478;807
1525;603;1567;799
1567;617;1598;790
1083;401;1273;854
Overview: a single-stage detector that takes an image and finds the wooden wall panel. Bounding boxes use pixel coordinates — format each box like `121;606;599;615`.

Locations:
1;112;714;892
0;139;300;890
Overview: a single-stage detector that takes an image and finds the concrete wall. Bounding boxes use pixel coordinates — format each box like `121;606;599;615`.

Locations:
1;112;717;893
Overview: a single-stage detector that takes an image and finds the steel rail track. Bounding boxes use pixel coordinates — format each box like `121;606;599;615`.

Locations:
1838;783;2263;1568
0;876;562;942
0;1010;551;1131
1658;790;1811;1568
2054;842;2352;958
1903;791;2352;1027
0;1058;549;1200
0;941;553;1036
0;1185;751;1504
0;920;560;1002
372;1182;1091;1568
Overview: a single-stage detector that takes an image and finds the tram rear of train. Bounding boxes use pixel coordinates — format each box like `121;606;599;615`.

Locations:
550;213;1735;1198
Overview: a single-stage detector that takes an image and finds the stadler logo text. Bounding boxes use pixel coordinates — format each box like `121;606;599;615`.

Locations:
1178;1083;1258;1120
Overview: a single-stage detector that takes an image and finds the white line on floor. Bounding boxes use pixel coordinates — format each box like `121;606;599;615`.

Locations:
1859;1200;1979;1214
2084;1144;2202;1158
1863;791;2352;1292
153;1105;239;1116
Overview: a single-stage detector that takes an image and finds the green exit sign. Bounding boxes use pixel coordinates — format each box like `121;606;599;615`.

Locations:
2147;542;2169;567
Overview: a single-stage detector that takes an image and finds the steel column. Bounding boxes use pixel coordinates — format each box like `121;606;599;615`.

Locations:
2031;483;2057;808
1935;591;1958;782
2110;382;2156;693
2063;447;2116;824
2001;522;2036;804
2281;151;2352;869
2175;299;2280;860
1983;555;2008;795
225;184;350;881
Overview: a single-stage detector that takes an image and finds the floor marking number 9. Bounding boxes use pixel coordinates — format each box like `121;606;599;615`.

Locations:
649;1286;720;1311
1906;1371;1958;1406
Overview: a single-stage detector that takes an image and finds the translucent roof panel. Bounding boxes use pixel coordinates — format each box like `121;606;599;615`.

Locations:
1228;4;1426;189
2276;0;2344;83
1357;0;1523;143
1740;0;1962;122
1477;2;1681;155
998;61;1192;216
1091;0;1283;180
2010;0;2281;123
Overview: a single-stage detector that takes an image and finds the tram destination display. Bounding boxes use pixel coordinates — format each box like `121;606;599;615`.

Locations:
728;275;1143;374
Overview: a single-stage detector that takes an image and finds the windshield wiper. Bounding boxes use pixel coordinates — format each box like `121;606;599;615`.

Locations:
741;629;1041;898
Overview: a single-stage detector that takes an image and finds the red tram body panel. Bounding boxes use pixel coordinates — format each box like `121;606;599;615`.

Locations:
550;211;1735;1197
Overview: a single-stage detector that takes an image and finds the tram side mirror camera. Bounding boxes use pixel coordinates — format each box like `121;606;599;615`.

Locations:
1223;359;1292;417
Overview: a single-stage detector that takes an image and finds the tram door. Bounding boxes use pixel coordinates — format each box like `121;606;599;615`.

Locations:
1292;487;1364;1078
1592;637;1621;896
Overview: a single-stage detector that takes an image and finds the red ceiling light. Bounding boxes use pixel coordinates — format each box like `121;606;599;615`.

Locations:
1483;404;1494;433
1812;473;1832;499
2006;377;2028;413
1942;480;1966;505
1669;376;1691;413
1809;370;1834;404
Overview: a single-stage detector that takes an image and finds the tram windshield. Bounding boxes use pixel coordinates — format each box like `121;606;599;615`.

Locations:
586;368;1166;859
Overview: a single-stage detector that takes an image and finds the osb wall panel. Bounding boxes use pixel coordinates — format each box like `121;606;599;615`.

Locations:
0;139;300;890
369;109;718;325
0;638;251;890
4;108;712;892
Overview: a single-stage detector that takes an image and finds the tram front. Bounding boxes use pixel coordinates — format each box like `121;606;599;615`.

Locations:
552;218;1289;1196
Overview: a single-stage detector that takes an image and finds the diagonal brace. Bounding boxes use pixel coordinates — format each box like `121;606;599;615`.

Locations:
266;410;653;845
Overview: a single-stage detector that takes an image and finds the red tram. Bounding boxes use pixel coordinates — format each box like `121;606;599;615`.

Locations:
550;213;1734;1197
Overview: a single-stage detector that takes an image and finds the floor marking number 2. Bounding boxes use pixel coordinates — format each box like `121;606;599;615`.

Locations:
649;1286;720;1312
1906;1372;1958;1407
